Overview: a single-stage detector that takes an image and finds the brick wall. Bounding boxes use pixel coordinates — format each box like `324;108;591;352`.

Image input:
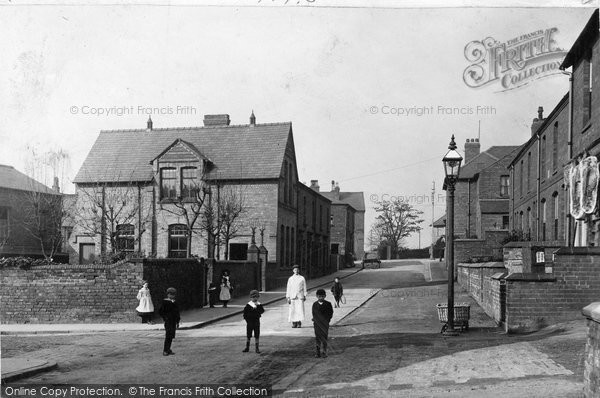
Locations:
582;302;600;397
503;247;600;332
0;261;142;323
0;259;206;324
454;230;508;264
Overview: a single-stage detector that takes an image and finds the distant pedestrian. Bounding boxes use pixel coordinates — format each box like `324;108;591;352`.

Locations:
438;236;445;262
242;290;265;353
220;270;234;308
286;265;307;328
208;282;218;308
159;287;180;356
136;281;154;324
312;289;333;358
330;277;344;308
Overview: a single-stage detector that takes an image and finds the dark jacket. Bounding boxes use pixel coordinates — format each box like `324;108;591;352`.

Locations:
159;299;180;325
331;282;343;297
312;300;334;328
243;303;265;323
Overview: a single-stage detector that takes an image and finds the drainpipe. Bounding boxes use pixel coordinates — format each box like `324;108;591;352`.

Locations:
536;132;541;241
509;165;514;231
562;70;574;246
466;178;471;238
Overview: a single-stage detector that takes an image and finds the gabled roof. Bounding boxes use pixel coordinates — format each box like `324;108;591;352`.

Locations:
480;199;509;214
459;146;520;180
150;138;211;164
561;9;599;69
0;164;59;194
320;191;364;211
74;122;293;183
433;214;446;228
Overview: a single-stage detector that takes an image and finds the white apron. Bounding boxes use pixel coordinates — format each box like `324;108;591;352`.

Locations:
286;274;307;322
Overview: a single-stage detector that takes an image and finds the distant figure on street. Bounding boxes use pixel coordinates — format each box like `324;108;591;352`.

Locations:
312;289;334;358
438;236;446;262
242;290;265;353
136;281;154;324
330;277;344;308
220;270;234;308
159;287;180;356
208;282;218;308
286;265;307;328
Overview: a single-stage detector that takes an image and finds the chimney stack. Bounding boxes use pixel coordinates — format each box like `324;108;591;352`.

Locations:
531;106;545;136
203;114;231;127
310;180;319;191
147;116;153;131
464;138;481;164
52;176;60;193
250;110;256;126
332;181;340;200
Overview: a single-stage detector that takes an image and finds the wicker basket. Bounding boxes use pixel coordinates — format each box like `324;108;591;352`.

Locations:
436;303;471;322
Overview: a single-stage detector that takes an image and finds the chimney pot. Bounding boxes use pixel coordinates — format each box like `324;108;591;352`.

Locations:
310;180;320;192
250;110;256;126
147;116;153;131
464;137;481;164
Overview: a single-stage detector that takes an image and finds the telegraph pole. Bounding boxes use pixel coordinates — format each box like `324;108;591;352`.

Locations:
430;181;435;259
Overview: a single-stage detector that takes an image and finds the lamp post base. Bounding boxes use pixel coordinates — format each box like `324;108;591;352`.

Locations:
442;328;460;337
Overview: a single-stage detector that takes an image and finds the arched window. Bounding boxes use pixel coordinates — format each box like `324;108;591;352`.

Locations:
168;224;188;258
553;192;559;240
541;199;547;241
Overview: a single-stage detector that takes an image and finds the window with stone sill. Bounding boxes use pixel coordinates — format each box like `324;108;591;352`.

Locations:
116;224;134;252
168;224;188;258
0;206;9;241
160;168;177;200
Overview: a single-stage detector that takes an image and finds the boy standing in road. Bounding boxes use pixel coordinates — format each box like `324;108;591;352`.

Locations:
159;287;180;356
242;290;265;353
312;289;334;358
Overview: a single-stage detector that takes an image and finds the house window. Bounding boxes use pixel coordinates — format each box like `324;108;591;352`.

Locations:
541;135;546;180
553;122;558;171
331;243;339;255
541;199;547;241
502;216;509;230
500;175;510;197
519;160;524;197
181;167;199;200
280;225;285;266
527;152;531;192
553;192;559;240
0;206;9;242
229;243;248;260
168;224;188;258
327;208;330;233
526;207;532;239
303;197;306;226
161;168;177;200
80;243;96;264
586;56;593;123
116;224;135;252
319;204;323;232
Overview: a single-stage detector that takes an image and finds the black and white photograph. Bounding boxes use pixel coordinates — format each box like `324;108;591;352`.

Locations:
1;0;600;397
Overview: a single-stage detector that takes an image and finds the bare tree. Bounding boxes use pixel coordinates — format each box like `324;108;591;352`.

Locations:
218;187;246;260
75;175;152;259
371;198;424;258
160;179;211;258
12;189;64;263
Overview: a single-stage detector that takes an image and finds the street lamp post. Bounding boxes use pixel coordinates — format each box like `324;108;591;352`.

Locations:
442;134;463;336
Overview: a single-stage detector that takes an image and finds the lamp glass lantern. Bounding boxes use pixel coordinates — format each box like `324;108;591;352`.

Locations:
442;136;463;181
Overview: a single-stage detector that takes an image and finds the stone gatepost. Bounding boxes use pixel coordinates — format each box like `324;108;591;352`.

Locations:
582;302;600;397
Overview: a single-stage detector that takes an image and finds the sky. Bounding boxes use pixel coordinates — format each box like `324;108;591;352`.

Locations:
1;1;597;250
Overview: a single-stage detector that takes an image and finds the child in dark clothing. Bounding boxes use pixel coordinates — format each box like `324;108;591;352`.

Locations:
159;287;180;356
208;282;218;308
243;290;265;353
330;277;344;308
312;289;334;358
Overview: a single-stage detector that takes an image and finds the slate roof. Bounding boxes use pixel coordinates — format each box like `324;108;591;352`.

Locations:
459;146;520;180
480;199;509;214
0;164;58;194
433;214;446;228
74;123;293;183
320;191;364;211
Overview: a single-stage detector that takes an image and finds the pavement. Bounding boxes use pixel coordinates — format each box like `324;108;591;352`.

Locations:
1;263;382;382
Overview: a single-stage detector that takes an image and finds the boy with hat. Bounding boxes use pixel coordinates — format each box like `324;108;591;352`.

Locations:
158;287;180;356
312;289;334;358
242;290;265;353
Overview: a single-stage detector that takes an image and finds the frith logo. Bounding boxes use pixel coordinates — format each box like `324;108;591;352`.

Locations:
463;28;566;91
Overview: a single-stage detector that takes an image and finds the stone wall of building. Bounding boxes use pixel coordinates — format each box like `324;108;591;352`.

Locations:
457;262;506;322
582;302;600;397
